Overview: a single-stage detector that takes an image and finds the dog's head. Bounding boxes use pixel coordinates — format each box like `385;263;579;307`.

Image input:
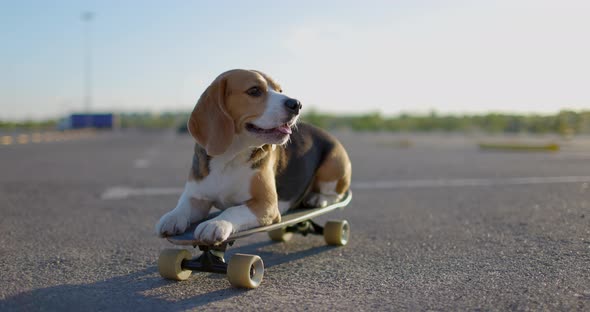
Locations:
188;69;301;156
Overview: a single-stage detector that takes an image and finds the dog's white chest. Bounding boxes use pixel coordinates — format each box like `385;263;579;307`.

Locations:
192;158;255;209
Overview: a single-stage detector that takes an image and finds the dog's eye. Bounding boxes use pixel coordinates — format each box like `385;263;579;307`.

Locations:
246;87;262;97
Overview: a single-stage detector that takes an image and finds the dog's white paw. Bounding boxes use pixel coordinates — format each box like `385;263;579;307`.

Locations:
155;210;190;237
305;193;342;208
194;220;234;245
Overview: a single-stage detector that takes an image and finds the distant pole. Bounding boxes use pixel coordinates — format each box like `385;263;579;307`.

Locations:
81;12;94;127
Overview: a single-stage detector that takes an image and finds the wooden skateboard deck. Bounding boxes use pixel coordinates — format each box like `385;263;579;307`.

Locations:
166;190;352;246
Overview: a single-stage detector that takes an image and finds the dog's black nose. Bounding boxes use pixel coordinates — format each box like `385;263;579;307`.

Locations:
284;98;302;114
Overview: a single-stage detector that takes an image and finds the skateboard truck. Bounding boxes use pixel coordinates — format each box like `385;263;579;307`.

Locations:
285;220;324;236
180;245;231;274
178;220;324;275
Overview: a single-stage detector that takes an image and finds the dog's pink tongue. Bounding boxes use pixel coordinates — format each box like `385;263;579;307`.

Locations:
276;125;292;134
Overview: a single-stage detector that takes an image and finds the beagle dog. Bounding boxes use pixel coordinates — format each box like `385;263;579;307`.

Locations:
155;69;351;245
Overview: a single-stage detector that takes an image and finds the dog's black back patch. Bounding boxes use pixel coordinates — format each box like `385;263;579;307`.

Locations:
275;123;336;205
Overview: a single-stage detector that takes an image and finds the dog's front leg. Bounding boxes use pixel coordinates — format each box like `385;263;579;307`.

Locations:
155;181;212;236
192;204;261;245
194;170;280;245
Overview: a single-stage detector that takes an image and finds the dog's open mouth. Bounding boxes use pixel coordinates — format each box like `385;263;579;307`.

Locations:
246;123;292;135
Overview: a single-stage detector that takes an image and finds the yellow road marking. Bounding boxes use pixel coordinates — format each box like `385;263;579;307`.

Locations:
43;132;58;142
32;133;42;143
1;136;13;145
17;134;29;144
1;130;99;146
478;142;559;152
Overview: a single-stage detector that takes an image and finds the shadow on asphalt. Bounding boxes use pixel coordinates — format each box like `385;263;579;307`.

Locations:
228;239;338;269
0;241;336;310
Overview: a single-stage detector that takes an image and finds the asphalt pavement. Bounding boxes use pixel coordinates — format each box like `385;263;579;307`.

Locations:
0;129;588;311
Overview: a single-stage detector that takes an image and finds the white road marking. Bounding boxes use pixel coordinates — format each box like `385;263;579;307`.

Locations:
100;186;183;200
100;175;590;200
133;159;150;168
133;147;159;168
352;176;590;189
146;147;159;157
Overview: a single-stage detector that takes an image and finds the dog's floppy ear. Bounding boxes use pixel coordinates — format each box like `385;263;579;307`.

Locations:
188;77;234;156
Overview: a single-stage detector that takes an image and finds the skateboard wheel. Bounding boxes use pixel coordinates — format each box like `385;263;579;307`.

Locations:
324;220;350;246
158;249;192;281
268;227;293;242
227;253;264;289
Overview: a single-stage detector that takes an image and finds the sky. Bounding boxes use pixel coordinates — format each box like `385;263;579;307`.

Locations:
1;0;589;120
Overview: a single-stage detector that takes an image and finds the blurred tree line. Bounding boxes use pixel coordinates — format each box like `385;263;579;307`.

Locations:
302;110;590;136
0;113;188;131
0;119;57;130
2;110;590;135
117;112;189;129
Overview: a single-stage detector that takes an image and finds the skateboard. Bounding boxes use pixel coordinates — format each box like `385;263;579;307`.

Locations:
157;191;352;289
